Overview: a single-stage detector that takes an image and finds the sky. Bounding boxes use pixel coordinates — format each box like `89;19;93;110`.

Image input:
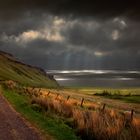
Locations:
0;0;140;70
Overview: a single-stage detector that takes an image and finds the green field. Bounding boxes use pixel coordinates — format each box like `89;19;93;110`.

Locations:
61;87;140;104
64;87;140;95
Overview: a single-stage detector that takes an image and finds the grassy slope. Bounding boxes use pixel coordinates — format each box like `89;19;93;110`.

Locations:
0;52;58;88
2;88;79;140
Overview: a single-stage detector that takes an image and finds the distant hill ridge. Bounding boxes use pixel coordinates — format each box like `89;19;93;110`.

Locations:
0;50;58;88
0;50;47;76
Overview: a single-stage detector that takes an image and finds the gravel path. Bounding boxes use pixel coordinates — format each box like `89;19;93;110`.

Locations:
0;92;45;140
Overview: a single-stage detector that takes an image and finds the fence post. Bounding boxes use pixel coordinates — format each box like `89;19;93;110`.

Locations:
26;88;29;93
80;98;84;107
32;87;35;92
102;103;106;112
38;88;41;93
66;95;70;101
55;93;60;100
47;91;50;96
131;109;134;122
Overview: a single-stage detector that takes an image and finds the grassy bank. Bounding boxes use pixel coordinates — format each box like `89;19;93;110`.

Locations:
1;87;80;140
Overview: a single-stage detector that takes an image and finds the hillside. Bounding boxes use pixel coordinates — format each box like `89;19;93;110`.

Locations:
0;51;58;88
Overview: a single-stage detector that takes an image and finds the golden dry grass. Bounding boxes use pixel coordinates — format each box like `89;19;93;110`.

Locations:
27;88;140;140
9;85;139;140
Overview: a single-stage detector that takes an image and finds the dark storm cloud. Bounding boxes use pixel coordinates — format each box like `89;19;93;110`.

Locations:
61;18;140;53
0;36;67;67
0;0;140;20
61;20;111;50
0;12;54;35
0;0;140;70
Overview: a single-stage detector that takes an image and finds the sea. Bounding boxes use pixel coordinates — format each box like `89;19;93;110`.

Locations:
47;70;140;88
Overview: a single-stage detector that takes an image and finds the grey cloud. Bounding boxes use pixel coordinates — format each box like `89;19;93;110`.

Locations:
61;18;140;54
0;13;52;35
0;1;140;70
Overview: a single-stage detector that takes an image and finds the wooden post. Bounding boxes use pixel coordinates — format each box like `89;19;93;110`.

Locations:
24;88;26;93
32;87;35;91
102;104;106;112
39;92;42;96
80;98;84;107
47;91;50;96
66;95;70;101
38;88;41;93
131;109;134;122
26;88;29;93
55;93;60;100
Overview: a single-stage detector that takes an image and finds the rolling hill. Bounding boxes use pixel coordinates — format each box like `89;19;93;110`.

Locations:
0;50;58;88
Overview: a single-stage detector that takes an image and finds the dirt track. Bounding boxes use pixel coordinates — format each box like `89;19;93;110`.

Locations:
0;92;44;140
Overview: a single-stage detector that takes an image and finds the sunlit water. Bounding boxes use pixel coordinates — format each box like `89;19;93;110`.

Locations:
47;70;140;88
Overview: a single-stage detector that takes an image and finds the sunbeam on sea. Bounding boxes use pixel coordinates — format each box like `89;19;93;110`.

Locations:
47;70;140;88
